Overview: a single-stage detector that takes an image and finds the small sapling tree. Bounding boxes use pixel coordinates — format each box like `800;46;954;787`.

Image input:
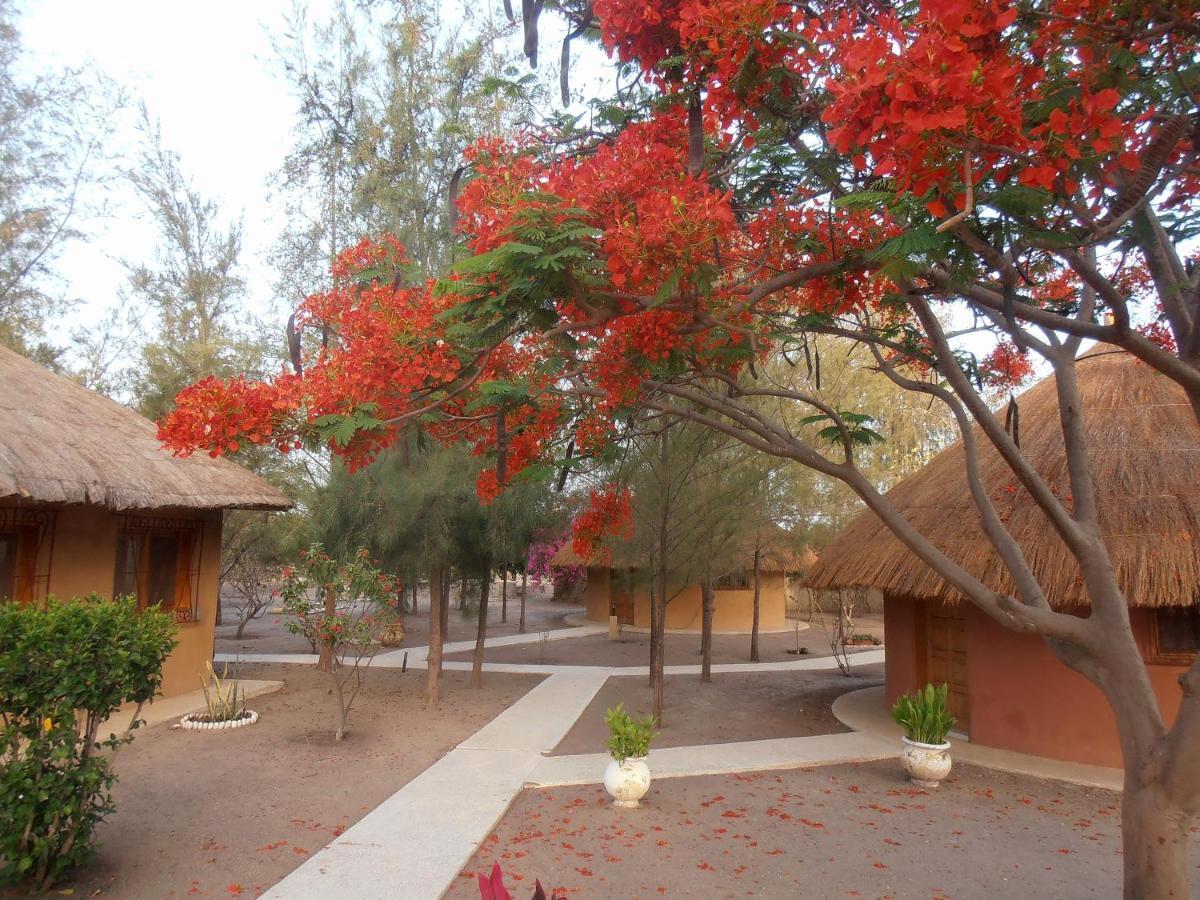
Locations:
278;544;401;741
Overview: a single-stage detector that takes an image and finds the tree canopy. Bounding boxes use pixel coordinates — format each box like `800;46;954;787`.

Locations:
159;3;1200;894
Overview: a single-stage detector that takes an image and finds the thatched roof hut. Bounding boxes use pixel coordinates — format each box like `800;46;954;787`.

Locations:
551;524;817;574
0;346;291;511
805;350;1199;609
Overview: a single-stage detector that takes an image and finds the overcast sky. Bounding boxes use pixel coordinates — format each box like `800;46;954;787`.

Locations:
19;0;322;336
16;0;604;353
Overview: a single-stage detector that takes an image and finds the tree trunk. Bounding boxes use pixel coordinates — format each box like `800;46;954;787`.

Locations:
317;586;336;672
501;572;507;624
648;578;659;689
439;573;450;678
459;575;468;611
470;565;491;688
651;592;665;722
519;570;527;633
750;546;762;663
700;575;714;683
235;613;250;641
412;579;418;615
427;566;444;707
331;670;347;741
1121;774;1191;897
215;584;224;626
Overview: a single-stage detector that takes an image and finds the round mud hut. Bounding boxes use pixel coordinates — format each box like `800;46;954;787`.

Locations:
805;350;1199;768
554;527;817;634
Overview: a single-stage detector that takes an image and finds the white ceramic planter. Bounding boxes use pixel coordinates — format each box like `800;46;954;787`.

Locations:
180;710;259;732
603;756;651;808
900;736;952;788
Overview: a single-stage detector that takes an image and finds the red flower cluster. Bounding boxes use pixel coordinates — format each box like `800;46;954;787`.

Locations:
571;486;634;563
980;340;1035;391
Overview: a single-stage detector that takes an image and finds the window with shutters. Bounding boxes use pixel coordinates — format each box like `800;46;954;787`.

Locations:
1149;607;1200;665
0;508;54;604
113;515;203;623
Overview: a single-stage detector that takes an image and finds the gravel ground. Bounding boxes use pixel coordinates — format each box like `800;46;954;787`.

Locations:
448;760;1196;899
7;664;542;900
552;666;885;755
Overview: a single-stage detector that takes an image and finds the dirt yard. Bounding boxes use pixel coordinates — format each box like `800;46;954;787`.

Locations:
553;666;884;755
447;760;1197;898
216;580;578;656
443;615;884;668
15;664;541;899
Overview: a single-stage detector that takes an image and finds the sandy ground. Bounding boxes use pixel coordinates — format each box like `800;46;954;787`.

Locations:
448;760;1199;899
553;666;885;755
443;614;884;668
11;663;541;900
215;580;579;656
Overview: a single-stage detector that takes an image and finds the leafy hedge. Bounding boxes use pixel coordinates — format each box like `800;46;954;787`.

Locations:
0;595;176;890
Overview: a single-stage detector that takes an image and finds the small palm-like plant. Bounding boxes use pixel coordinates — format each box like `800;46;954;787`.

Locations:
605;703;655;762
200;660;245;722
891;683;956;745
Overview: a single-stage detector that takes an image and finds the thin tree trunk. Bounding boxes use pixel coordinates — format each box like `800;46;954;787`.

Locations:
648;578;659;689
651;592;665;722
331;670;347;741
700;575;714;683
750;546;762;663
459;575;468;611
412;579;418;615
470;566;491;688
1121;774;1190;897
501;572;508;623
439;573;450;678
427;566;443;707
235;614;250;640
215;584;224;626
519;570;527;633
317;585;336;672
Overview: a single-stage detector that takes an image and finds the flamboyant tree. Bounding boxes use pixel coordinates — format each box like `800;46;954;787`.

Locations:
162;2;1200;894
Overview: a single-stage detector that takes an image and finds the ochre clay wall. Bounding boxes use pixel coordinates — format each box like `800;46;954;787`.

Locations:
583;567;610;622
883;598;921;704
886;595;1187;769
13;504;221;699
588;573;788;632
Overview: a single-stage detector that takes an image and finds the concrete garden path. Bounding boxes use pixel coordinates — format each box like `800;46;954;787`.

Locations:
249;625;889;899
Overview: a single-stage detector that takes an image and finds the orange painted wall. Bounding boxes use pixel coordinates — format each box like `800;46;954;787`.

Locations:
583;571;787;632
584;567;610;622
883;598;921;704
886;595;1188;769
9;503;222;699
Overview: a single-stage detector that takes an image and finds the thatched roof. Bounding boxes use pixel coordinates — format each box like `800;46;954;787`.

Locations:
0;346;291;512
550;524;817;575
806;350;1199;608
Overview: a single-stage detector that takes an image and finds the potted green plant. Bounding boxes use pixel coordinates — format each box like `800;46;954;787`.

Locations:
891;683;956;788
602;703;655;808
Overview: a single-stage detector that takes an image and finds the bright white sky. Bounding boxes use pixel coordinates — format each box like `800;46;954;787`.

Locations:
16;1;606;349
19;0;325;336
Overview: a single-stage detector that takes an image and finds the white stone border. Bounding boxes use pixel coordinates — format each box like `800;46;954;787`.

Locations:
179;709;260;732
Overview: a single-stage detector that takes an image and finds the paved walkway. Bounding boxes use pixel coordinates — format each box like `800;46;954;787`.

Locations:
531;730;895;787
261;671;610;900
253;625;885;899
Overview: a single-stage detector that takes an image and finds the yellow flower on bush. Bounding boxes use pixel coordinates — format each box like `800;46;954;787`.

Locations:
42;717;52;733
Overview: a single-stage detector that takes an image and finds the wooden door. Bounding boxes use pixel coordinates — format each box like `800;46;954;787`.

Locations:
926;602;970;733
612;583;635;625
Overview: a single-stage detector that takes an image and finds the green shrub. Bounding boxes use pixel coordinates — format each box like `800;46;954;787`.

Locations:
604;703;655;762
891;682;956;745
0;595;176;890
